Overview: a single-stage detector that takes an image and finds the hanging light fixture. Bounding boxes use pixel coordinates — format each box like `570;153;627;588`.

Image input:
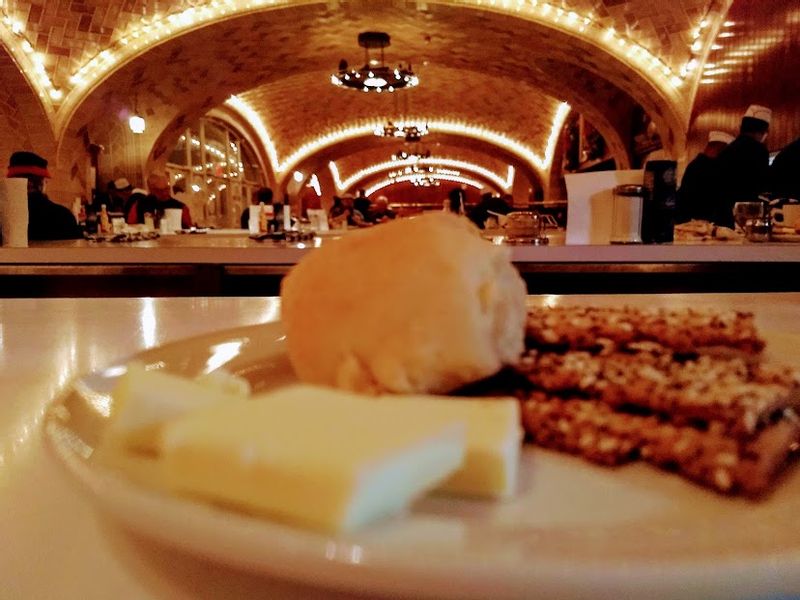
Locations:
331;32;419;93
128;113;146;134
128;95;145;134
391;148;431;162
374;120;429;141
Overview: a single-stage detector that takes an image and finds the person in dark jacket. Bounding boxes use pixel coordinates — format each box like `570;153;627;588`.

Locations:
676;131;734;223
713;105;771;227
5;151;82;241
770;136;800;200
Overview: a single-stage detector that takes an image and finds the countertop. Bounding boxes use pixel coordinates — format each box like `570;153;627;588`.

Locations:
3;294;800;599
1;230;800;265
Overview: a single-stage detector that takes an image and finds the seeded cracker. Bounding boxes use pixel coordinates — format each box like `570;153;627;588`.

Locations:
516;305;800;497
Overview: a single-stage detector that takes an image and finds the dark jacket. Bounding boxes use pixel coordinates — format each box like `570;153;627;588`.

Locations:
676;153;718;223
770;138;800;200
28;191;82;240
713;135;770;227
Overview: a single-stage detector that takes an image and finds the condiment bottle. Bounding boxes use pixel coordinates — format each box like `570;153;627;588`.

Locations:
259;202;268;233
99;203;111;234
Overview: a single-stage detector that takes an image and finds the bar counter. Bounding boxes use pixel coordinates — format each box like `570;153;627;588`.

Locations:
2;230;800;296
4;294;800;599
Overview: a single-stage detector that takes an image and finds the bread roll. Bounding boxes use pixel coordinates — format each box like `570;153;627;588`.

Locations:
280;213;527;394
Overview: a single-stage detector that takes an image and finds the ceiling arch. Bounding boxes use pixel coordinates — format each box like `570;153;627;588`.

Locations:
0;0;723;129
336;159;513;195
49;1;704;144
289;132;547;196
31;0;726;201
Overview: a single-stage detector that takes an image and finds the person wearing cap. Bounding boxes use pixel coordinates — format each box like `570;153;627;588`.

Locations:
676;131;734;223
712;105;772;227
770;136;800;201
5;151;82;241
108;177;134;214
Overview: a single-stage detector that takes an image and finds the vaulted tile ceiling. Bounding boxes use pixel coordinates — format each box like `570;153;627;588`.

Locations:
0;0;728;196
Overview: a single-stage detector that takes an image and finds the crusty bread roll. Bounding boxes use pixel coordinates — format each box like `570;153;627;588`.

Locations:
280;213;527;394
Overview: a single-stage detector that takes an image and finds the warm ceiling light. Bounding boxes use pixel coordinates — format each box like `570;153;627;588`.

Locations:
374;120;429;141
128;114;146;134
391;149;431;162
331;32;418;93
365;173;483;196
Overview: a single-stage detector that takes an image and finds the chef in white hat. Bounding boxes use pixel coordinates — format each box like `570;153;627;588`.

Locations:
676;130;735;223
712;104;772;227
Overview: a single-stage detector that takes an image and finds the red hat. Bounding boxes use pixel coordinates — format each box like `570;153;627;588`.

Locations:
7;151;51;178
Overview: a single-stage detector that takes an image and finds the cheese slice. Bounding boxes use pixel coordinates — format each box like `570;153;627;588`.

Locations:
107;363;245;452
386;395;522;499
255;385;522;498
161;392;466;533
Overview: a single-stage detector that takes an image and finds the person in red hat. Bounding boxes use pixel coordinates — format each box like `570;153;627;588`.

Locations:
6;151;82;240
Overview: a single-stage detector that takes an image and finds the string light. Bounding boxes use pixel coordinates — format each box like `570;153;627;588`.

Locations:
10;0;688;117
0;11;61;108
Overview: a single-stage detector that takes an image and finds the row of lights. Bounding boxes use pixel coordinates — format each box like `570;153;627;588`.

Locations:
228;93;569;180
697;21;784;86
331;158;515;192
681;15;736;84
365;173;484;196
1;0;693;115
0;4;62;102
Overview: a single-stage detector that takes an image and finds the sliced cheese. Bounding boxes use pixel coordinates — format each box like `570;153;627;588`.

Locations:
107;363;245;452
161;392;465;533
388;395;522;499
261;385;522;499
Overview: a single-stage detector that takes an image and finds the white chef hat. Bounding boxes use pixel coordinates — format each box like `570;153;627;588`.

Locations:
743;105;772;124
708;131;735;144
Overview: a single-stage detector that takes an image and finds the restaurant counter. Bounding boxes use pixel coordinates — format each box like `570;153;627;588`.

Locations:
4;294;800;599
1;230;800;296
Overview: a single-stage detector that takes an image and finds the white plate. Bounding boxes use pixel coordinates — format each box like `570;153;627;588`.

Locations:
44;323;800;600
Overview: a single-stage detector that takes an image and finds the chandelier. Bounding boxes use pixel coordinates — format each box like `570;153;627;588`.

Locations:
391;148;431;162
374;120;429;142
331;32;419;93
387;164;463;187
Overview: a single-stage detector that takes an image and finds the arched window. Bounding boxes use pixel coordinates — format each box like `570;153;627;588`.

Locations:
167;117;265;227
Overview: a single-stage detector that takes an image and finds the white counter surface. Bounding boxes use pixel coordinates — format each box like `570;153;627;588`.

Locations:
3;294;800;599
1;232;800;264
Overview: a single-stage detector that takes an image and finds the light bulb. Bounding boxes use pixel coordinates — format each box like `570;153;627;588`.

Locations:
128;114;146;134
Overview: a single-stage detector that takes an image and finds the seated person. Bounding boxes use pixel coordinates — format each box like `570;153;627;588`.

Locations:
369;196;396;223
468;192;512;229
127;173;192;229
240;187;274;229
347;196;372;227
108;177;134;215
328;195;351;229
6;151;82;240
